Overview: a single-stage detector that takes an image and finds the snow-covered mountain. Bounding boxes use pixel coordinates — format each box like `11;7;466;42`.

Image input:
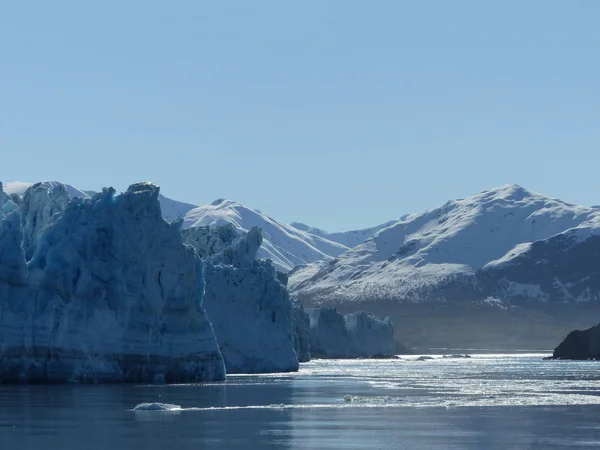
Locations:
157;194;197;221
4;181;91;199
290;184;600;304
183;199;349;272
291;220;398;249
290;185;600;351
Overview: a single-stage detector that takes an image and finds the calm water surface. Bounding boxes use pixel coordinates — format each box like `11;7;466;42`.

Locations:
2;354;600;449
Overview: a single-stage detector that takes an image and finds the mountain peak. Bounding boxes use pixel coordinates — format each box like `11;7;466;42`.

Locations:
485;184;535;201
211;198;227;206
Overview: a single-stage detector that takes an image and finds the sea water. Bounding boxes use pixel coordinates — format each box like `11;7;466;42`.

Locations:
2;354;600;449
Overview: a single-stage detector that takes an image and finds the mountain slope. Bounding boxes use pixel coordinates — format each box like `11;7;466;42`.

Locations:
183;199;349;272
291;220;397;248
157;194;197;222
289;185;600;351
290;184;600;304
4;181;91;199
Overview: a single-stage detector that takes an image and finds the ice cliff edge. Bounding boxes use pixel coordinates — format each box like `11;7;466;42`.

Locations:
184;225;300;373
0;182;225;383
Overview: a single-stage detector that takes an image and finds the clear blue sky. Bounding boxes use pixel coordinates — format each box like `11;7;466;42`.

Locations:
1;1;599;231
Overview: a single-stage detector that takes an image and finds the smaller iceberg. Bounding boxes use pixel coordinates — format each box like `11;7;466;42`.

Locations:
133;403;182;411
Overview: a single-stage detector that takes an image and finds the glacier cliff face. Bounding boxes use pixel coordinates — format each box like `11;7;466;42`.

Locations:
195;226;299;373
20;182;71;261
344;312;396;357
0;182;225;383
181;223;238;260
292;300;311;362
309;307;395;358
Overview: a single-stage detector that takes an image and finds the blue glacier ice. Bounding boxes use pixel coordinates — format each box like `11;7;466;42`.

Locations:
0;182;225;383
309;307;395;358
292;300;311;362
20;182;71;261
185;225;299;373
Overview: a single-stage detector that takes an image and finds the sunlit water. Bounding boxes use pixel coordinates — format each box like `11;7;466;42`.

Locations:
3;354;600;449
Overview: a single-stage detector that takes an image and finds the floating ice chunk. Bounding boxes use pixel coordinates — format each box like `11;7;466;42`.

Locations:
133;403;182;411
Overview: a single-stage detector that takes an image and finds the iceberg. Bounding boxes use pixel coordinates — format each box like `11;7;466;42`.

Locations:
0;182;225;383
309;307;395;358
188;226;299;373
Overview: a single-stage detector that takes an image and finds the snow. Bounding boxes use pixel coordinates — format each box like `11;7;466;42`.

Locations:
291;184;600;304
183;199;348;272
158;194;197;222
0;182;225;383
291;220;398;248
4;181;91;199
191;226;299;373
308;307;395;358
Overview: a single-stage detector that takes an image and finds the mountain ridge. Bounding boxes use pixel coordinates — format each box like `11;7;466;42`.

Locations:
290;184;600;303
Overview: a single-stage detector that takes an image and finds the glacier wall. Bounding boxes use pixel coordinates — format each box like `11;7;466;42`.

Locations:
197;226;299;373
20;182;70;261
181;223;238;260
0;182;225;383
292;300;311;362
309;307;395;358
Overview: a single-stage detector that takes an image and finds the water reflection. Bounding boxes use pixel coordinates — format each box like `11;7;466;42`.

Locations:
0;380;296;450
3;356;600;449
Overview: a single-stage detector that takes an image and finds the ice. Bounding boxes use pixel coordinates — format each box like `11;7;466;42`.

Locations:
0;209;27;285
20;182;71;260
0;182;225;383
309;307;395;358
292;300;311;362
344;311;396;357
133;403;182;411
183;199;348;272
197;226;299;373
181;223;238;259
